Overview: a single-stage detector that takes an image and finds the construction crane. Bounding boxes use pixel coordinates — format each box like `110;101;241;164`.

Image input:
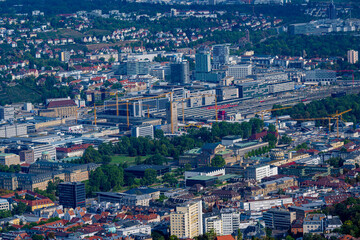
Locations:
292;117;334;133
256;107;292;121
93;102;131;127
292;109;352;138
330;109;352;138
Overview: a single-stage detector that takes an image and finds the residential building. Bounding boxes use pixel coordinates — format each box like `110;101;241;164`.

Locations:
0;199;9;211
58;182;86;209
221;209;240;235
170;200;203;239
347;50;358;64
263;209;296;230
204;214;223;236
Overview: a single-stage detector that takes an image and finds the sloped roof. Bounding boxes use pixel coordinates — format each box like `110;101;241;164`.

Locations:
47;99;77;108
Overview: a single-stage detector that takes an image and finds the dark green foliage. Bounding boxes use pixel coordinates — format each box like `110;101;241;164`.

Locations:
279;134;292;145
87;164;124;196
0;165;21;173
162;173;178;187
253;34;360;58
211;156;226;167
328;157;345;168
141;169;157;186
273;94;360;125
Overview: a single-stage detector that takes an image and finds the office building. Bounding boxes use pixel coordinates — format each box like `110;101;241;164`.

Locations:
170;200;203;239
303;214;326;234
58;182;86;209
227;65;252;79
127;59;150;75
347;50;359;64
131;125;154;139
170;60;190;84
245;164;278;181
196;48;211;73
0;153;20;166
0;124;27;138
327;1;336;20
0;107;14;121
240;197;293;211
212;44;230;69
97;192;151;206
304;70;336;85
263;209;296;230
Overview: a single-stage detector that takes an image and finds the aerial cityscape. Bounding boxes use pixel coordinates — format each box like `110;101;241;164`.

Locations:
0;0;359;239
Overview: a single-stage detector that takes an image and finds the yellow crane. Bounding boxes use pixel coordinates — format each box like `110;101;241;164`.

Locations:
330;109;352;138
292;117;334;133
292;109;352;138
256;107;292;120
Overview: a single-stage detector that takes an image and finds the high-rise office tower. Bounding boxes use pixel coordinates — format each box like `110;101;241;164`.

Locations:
347;50;359;64
170;60;190;84
212;44;230;69
196;48;211;73
170;200;203;238
327;0;336;20
58;182;86;209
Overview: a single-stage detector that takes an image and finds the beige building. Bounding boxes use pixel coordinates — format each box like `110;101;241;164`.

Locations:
0;153;20;166
170;200;203;239
347;50;359;64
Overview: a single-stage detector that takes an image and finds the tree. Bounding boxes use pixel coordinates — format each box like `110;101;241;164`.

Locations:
32;235;44;240
135;156;142;165
237;229;243;240
142;169;157;185
211;156;226;167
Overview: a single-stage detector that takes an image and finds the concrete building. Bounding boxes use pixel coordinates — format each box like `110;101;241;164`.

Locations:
303;214;326;234
131;125;154;139
0;107;14;121
0;153;20;166
0;199;9;211
347;50;359;64
170;200;203;239
241;197;293;211
97;192;151;206
212;44;230;69
185;167;225;180
304;70;336;85
204;215;223;236
0;124;27;138
245;164;278;181
221;209;240;235
237;81;269;98
263;209;296;230
227;65;252;79
216;87;239;101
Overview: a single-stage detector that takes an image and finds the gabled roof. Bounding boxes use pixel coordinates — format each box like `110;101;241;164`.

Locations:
47;99;76;108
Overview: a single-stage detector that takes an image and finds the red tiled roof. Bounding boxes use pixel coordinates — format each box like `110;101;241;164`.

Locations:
216;235;235;240
47;99;76;108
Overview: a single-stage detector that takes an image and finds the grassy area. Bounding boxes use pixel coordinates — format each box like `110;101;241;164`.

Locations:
110;155;151;165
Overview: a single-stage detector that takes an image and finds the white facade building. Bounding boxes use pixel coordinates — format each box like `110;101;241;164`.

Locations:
245;164;278;181
227;64;252;79
241;197;293;211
